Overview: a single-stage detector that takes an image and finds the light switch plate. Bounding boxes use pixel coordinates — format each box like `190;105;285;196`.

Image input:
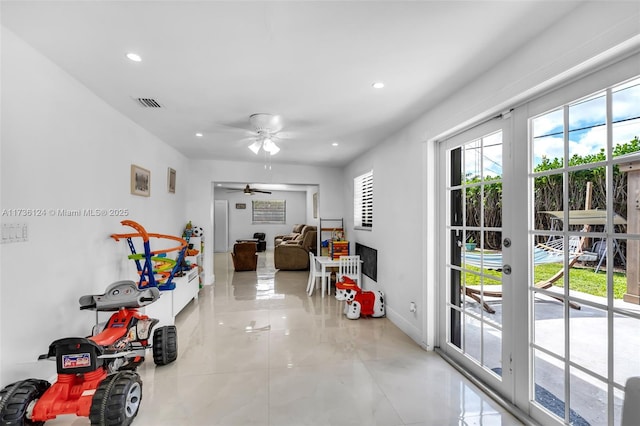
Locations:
1;223;28;243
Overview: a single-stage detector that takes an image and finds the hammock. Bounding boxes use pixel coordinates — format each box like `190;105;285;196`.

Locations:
462;246;562;270
462;239;593;313
462;237;599;270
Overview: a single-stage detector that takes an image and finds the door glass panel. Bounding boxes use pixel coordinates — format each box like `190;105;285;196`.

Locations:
568;93;606;163
446;129;505;381
533;173;564;232
464;138;482;180
533;289;565;357
483;230;501;253
466;185;481;231
483;185;501;232
533;350;565;417
464;314;481;361
482;131;503;179
614;310;640;385
482;322;502;375
570;306;608;378
612;78;640;158
614;388;625;426
613;165;629;234
570;368;608;426
532;108;564;171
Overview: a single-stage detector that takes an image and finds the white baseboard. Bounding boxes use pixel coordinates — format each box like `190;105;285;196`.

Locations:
385;306;429;351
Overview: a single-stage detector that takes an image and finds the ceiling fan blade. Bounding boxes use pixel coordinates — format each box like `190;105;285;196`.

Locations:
272;131;300;140
216;117;252;130
252;190;272;194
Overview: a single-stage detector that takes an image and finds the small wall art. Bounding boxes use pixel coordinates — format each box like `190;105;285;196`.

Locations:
313;192;318;218
167;167;176;193
235;203;246;209
131;164;150;197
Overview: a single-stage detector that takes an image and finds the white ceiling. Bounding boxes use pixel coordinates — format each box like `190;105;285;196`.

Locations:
1;1;582;167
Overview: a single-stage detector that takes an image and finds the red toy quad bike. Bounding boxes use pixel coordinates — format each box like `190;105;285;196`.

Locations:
0;280;177;425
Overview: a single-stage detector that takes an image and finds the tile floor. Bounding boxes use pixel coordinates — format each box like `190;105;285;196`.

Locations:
49;251;524;425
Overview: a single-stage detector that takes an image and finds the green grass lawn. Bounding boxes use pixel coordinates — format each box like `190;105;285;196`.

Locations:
465;262;627;299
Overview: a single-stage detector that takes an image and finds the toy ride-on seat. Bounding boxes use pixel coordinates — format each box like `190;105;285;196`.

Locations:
79;280;160;311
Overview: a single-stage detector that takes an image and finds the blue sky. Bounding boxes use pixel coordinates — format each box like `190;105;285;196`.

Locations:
532;77;640;168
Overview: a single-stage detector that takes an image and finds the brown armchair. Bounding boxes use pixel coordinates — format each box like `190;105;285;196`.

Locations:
274;226;317;270
231;242;258;271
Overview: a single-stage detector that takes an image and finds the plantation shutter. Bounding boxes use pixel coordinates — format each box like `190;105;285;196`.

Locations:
354;170;373;229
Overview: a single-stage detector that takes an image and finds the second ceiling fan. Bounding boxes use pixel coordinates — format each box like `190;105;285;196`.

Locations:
228;184;272;195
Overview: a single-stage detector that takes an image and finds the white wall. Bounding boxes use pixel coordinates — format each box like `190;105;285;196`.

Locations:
0;28;189;385
213;188;308;250
343;1;640;349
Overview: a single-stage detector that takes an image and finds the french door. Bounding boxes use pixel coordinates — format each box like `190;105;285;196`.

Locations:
438;116;518;401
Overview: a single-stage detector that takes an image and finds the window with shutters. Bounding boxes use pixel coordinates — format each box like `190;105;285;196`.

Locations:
354;170;373;230
252;200;286;224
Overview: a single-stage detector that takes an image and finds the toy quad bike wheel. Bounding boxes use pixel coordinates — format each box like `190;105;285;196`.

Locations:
89;371;142;426
153;325;178;366
0;378;50;425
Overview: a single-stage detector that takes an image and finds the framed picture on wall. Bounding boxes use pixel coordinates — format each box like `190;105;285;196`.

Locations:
167;167;176;193
131;164;150;197
313;192;318;218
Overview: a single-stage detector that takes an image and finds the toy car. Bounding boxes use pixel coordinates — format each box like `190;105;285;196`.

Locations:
0;280;178;425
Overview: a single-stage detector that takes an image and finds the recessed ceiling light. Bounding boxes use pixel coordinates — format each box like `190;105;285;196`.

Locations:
126;52;142;62
332;142;339;146
372;82;385;89
195;132;203;137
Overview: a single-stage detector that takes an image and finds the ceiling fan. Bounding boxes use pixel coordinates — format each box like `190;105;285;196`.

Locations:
227;184;272;195
245;113;285;155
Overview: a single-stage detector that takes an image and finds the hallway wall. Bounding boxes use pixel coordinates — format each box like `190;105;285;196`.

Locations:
0;27;189;385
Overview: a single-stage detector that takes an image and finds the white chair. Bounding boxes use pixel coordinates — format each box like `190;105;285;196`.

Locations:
337;255;361;292
307;252;322;296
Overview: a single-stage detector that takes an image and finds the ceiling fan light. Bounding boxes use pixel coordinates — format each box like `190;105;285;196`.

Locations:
263;138;279;153
264;140;280;155
262;138;274;150
248;140;262;154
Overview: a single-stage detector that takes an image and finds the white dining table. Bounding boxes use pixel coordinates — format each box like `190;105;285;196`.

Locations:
314;256;361;297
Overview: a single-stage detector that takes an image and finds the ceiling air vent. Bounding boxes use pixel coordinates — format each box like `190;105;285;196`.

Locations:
135;98;162;108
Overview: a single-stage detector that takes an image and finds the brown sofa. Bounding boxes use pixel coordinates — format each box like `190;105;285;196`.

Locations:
274;226;317;270
274;224;306;247
231;242;258;271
